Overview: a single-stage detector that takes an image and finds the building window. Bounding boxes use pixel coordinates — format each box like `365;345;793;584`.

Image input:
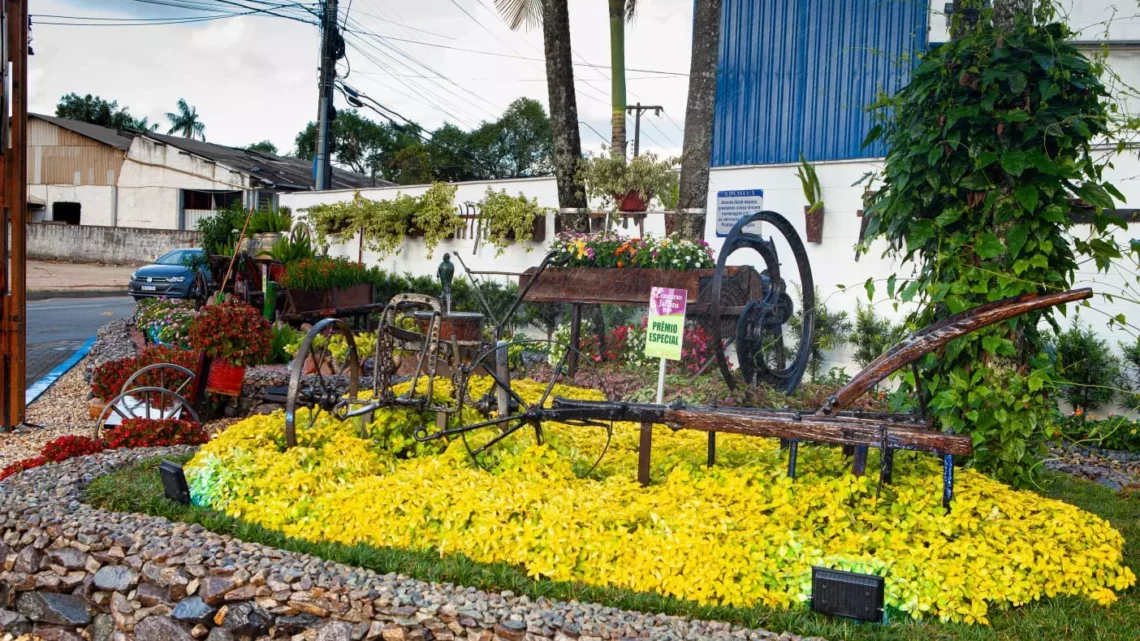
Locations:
51;202;81;225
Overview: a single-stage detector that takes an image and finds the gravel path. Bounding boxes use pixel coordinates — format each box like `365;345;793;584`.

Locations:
1;360;93;469
1046;443;1140;491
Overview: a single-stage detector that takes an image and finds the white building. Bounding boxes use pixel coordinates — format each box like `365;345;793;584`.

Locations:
27;114;381;230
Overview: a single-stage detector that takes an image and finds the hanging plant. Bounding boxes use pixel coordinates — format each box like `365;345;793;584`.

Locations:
577;148;678;212
411;182;461;258
479;187;547;255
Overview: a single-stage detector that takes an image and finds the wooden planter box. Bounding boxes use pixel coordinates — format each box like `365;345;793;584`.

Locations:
518;266;760;307
286;284;374;313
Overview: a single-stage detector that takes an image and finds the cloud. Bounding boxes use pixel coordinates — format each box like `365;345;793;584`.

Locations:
190;17;246;49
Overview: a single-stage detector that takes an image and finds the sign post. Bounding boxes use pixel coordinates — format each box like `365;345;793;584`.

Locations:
645;287;686;404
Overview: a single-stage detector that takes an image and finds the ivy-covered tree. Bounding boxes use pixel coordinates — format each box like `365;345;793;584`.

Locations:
862;4;1126;484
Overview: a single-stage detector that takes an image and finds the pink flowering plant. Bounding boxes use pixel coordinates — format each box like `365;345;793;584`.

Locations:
135;298;198;349
549;231;713;271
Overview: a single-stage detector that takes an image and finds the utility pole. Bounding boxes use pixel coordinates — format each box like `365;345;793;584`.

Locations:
625;102;662;157
0;0;29;430
314;0;341;190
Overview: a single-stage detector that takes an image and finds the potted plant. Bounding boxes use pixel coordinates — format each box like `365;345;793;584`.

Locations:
478;187;548;255
188;303;273;396
242;206;293;255
578;149;679;214
796;153;824;243
410;182;461;258
280;257;375;311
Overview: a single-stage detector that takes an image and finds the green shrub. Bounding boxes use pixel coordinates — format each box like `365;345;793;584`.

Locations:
788;288;851;383
197;204;245;256
248;207;293;234
1054;323;1124;411
851;302;905;368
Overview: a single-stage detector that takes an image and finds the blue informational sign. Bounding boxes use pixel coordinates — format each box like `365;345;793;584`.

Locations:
715;189;764;237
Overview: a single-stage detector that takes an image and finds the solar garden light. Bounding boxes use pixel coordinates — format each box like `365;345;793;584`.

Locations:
810;567;885;623
159;460;191;505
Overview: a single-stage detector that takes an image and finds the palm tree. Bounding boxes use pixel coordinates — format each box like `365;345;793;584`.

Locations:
674;0;721;239
495;0;588;230
166;99;205;140
607;0;636;158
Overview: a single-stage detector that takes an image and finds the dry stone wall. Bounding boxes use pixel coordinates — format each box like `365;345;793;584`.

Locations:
0;446;817;641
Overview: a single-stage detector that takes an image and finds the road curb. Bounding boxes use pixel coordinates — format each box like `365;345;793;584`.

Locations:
25;336;96;405
28;289;129;301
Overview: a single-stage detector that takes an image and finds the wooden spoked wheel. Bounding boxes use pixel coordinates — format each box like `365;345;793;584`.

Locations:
93;387;200;439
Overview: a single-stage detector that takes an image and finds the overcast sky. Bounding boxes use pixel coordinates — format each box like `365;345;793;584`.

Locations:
30;0;692;158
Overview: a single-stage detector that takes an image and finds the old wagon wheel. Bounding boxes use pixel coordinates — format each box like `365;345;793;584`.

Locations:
93;387;200;439
119;363;197;399
710;211;815;394
285;318;361;448
454;338;614;478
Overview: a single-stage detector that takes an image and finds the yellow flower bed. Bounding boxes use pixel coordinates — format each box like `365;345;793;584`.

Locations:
186;378;1134;624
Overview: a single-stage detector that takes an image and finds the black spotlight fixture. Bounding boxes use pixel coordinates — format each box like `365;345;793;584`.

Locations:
810;567;885;623
159;460;191;505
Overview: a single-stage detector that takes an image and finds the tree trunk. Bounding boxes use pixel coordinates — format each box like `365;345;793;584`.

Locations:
673;0;721;239
608;0;627;159
992;0;1034;31
542;0;589;231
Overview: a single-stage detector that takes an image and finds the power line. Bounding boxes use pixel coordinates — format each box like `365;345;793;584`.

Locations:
579;121;608;145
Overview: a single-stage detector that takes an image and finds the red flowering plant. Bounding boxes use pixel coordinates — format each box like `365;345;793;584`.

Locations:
280;257;373;291
0;457;46;482
91;346;200;401
40;435;107;462
105;418;208;449
188;303;272;366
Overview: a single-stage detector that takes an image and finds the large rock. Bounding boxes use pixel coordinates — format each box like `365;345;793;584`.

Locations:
29;625;84;641
171;596;217;626
275;613;322;635
134;615;194;641
89;613;115;641
136;583;168;607
13;547;43;574
93;565;138;592
206;628;235;641
0;608;31;635
198;576;234;605
316;619;355;641
220;602;272;637
15;592;91;626
46;548;87;571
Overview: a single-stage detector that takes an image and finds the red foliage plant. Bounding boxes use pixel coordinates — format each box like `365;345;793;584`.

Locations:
91;346;199;401
188;303;271;366
0;419;207;483
104;418;208;449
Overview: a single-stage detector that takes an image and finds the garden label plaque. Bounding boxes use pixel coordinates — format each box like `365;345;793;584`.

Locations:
646;287;686;360
715;189;764;237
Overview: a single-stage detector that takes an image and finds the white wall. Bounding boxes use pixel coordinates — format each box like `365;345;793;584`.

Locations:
29;184;116;226
927;0;1140;43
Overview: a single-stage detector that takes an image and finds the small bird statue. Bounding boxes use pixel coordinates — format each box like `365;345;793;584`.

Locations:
438;253;454;314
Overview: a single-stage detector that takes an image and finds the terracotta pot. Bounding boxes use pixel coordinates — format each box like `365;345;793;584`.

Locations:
614;190;650;213
805;205;824;243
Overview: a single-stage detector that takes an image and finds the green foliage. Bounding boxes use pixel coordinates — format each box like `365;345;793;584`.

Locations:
248;207;293;234
261;226;317;263
197;204;246;256
280;257;373;291
789;289;852;383
478;187;547;255
269;322;301;365
1053;323;1125;411
165;98;205;140
577;149;679;210
55;92;154;130
852;302;906;368
303;184;459;260
795;153;823;214
861;12;1125;485
244;140;278;154
1057;411;1140;453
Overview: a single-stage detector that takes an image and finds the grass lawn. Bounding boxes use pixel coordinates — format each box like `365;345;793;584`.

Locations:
85;455;1138;641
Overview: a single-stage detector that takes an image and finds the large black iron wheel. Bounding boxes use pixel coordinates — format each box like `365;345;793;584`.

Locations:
285;318;361;448
453;338;614;478
710;211;815;394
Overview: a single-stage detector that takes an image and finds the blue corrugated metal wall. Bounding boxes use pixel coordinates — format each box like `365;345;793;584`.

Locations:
711;0;928;166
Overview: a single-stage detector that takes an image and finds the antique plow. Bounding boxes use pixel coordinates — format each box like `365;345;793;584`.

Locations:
415;287;1093;507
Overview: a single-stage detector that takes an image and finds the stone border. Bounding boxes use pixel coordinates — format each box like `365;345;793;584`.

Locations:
0;447;816;641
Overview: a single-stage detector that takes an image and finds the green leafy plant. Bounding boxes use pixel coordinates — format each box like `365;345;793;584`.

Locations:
795;153;823;214
788;289;852;383
1056;410;1140;453
269;322;301;365
860;9;1126;485
281;257;373;291
261;226;317;263
1053;323;1124;411
248;207;293;234
577;149;678;211
851;301;906;368
197;204;245;256
410;182;461;258
479;187;546;255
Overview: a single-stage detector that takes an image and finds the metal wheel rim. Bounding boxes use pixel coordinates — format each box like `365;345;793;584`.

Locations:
285;318;361;449
459;338;614;478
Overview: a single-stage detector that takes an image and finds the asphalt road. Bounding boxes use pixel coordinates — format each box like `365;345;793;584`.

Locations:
26;296;136;387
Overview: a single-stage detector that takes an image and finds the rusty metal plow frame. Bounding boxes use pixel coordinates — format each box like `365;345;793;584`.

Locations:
415;287;1092;508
